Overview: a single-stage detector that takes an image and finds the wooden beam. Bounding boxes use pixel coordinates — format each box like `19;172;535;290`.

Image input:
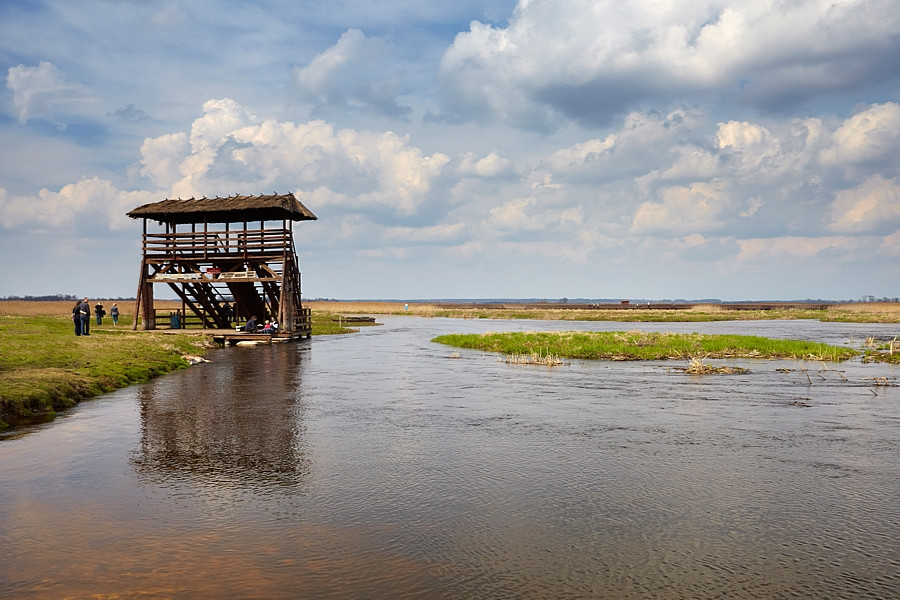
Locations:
133;218;147;330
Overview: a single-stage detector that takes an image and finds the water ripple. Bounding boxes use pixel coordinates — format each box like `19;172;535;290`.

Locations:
1;318;897;599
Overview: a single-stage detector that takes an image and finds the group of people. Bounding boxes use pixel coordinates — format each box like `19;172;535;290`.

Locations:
241;315;278;333
225;303;278;334
71;297;275;336
72;299;119;335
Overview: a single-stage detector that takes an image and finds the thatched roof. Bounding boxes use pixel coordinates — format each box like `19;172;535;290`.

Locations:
126;193;317;224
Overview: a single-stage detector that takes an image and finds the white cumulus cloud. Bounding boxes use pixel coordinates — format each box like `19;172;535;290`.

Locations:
828;175;900;234
6;61;96;125
139;99;449;215
819;102;900;170
632;180;730;234
457;151;517;179
0;178;149;233
439;0;900;129
293;29;412;119
489;197;545;232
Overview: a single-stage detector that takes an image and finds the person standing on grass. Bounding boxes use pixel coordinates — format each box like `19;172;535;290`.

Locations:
79;297;91;336
72;300;83;336
94;301;105;325
111;303;119;326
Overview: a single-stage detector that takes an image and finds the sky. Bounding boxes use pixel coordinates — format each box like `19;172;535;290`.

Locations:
1;0;899;301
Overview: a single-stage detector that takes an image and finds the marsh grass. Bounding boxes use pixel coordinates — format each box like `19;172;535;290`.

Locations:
304;300;900;323
0;315;213;428
8;300;900;323
862;335;900;363
432;331;859;362
305;301;437;316
678;356;749;375
502;351;566;367
836;302;900;315
310;311;368;335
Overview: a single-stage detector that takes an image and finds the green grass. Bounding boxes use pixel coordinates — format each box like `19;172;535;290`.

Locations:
863;351;900;363
0;311;372;429
862;344;900;363
432;331;860;362
0;315;213;429
310;311;377;335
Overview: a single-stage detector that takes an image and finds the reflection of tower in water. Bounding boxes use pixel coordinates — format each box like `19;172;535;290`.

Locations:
132;343;311;493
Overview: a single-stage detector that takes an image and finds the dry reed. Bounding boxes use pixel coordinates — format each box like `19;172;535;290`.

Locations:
678;356;748;374
304;300;444;316
834;302;900;315
0;299;182;317
688;303;726;313
862;376;896;386
502;352;565;367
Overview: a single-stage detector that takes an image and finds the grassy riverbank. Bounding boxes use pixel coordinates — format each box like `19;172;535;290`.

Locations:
0;315;214;429
432;331;861;362
0;308;363;430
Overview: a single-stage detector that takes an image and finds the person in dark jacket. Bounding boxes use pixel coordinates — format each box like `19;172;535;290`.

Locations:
73;300;83;336
244;315;257;332
78;297;91;336
94;301;105;325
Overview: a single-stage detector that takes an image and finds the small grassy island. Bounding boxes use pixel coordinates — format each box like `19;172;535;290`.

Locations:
432;331;860;362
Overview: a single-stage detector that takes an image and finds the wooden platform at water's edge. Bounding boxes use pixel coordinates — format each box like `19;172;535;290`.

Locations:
213;330;311;346
143;327;310;345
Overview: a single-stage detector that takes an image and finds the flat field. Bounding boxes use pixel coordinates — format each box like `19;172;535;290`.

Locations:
0;299;181;319
305;300;900;323
8;300;898;323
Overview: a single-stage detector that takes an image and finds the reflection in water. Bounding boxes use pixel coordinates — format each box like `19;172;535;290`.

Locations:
0;318;898;599
132;342;311;493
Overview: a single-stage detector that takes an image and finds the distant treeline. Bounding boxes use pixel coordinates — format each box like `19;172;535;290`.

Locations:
2;295;137;301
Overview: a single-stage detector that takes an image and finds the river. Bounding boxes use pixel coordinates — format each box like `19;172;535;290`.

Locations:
1;317;898;599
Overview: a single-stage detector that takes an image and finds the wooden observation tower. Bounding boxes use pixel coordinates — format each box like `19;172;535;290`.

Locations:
126;194;317;338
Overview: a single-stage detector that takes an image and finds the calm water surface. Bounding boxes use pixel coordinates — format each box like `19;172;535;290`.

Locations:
1;317;898;599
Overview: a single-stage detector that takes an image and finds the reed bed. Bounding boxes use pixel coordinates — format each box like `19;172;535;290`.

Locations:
0;300;181;318
688;303;726;313
502;352;566;367
7;300;899;323
835;302;900;315
677;356;749;375
305;301;445;316
304;300;900;323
